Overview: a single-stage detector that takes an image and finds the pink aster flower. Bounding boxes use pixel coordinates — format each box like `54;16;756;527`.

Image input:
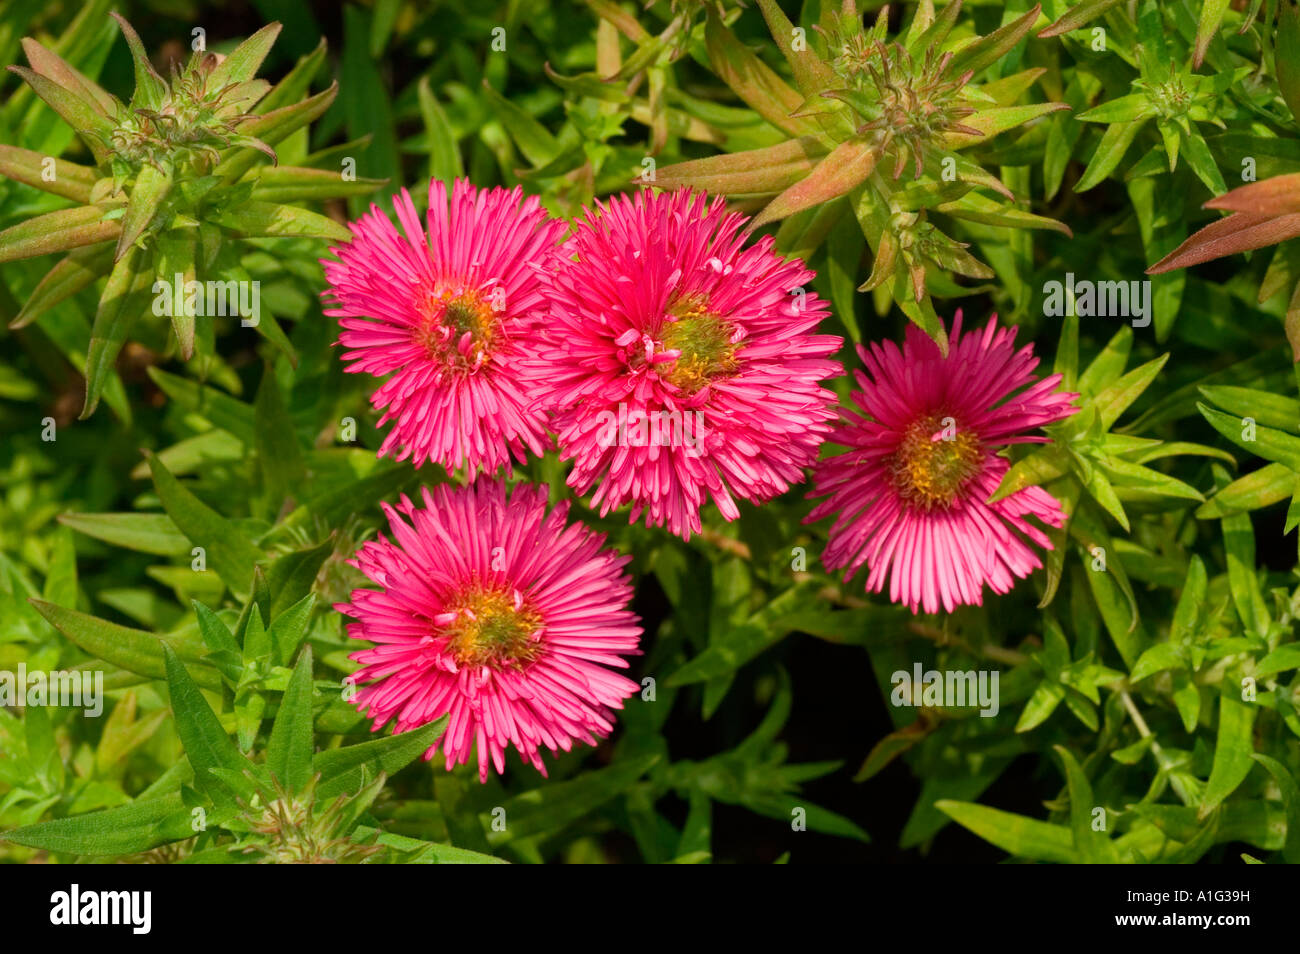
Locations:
807;312;1078;614
534;188;843;538
321;179;565;474
335;478;642;782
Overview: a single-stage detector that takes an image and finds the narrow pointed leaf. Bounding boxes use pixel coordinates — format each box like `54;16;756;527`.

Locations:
110;12;167;111
266;645;314;792
208;200;351;241
116;162;173;261
935;799;1076;862
10;244;113;329
29;599;220;689
754;138;878;226
0;144;97;202
1201;695;1256;818
209;23;283;88
7;66;113;163
163;645;248;808
83;245;147;418
949;4;1043;76
0;205;118;264
313;715;450;800
1148;213;1300;274
20;37;118;116
143;450;264;596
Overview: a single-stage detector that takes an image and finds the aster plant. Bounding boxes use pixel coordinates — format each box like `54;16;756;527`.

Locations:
0;13;379;417
537;188;842;537
338;480;643;781
323;180;564;474
7;0;1300;870
809;313;1077;613
638;0;1071;348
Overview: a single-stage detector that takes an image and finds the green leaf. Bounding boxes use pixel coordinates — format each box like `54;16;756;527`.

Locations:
1280;1;1300;122
1257;643;1300;677
146;367;255;444
1193;0;1232;68
753;138;879;227
277;463;414;536
266;593;314;668
1200;403;1300;467
42;525;78;608
1039;0;1125;37
313;715;450;800
935;800;1077;863
2;793;188;855
1077;95;1157;125
0;144;97;203
417;77;463;185
485;755;659;846
481;80;561;169
116;162;172;261
248;165;386;203
215;83;338;182
29;599;220;689
1172;555;1208;643
254;362;306;508
1180;129;1227;195
83;244;147;418
193;600;241;683
948;4;1043;76
208;201;351;242
163;645;250;808
7;66;113;163
154;229;196;359
1016;680;1066;732
208;23;282;88
1094;354;1167;429
358;827;507;863
1055;746;1118;862
1201;695;1256;818
263;537;333;617
1196;463;1293;518
1076;119;1147;192
1216;465;1272;634
990;445;1069;502
703;9;813;139
1129;641;1187;683
1077;325;1132;397
143;450;264;596
1251;754;1300;863
655;137;824;196
0;205;117;265
110;12;166;111
267;646;314;792
1200;385;1300;430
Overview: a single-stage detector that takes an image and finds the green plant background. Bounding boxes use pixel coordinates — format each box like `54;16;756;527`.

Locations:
2;0;1300;864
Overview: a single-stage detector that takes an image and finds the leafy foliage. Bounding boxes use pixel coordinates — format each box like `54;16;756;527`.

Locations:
2;0;1300;865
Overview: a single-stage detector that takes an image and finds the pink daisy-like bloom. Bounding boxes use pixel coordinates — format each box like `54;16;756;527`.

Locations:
335;478;642;782
321;178;565;474
807;312;1078;614
535;188;843;538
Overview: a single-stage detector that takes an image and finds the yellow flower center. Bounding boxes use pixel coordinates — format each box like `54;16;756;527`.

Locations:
890;413;983;509
658;295;739;394
440;586;544;670
416;285;501;372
